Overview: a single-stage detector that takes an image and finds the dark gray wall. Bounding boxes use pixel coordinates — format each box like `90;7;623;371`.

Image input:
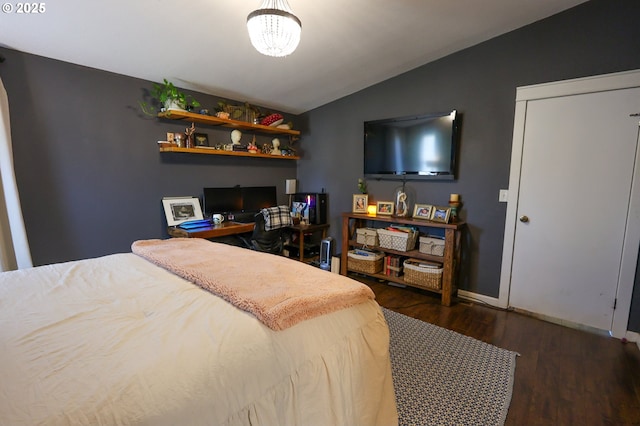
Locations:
0;49;298;266
297;0;640;330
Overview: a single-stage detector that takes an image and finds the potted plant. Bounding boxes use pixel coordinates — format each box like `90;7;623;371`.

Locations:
140;79;200;116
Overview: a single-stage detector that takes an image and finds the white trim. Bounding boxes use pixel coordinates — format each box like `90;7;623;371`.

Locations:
625;330;639;345
500;69;640;339
515;69;640;102
458;289;502;308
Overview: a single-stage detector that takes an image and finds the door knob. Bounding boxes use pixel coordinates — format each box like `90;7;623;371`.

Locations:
519;215;529;223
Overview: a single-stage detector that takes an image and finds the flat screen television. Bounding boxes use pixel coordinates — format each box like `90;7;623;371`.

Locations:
363;110;459;181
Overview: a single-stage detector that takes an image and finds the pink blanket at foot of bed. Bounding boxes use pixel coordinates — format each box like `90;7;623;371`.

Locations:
132;238;375;330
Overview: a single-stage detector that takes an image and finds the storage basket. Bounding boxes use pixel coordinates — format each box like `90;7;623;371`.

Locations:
377;228;419;252
419;236;445;256
356;228;379;246
347;250;384;274
403;258;443;290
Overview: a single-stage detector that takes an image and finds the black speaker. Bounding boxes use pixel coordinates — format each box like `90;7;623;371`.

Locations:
292;193;327;224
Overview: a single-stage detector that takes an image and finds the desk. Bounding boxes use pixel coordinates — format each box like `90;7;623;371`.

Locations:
167;222;254;239
286;223;330;262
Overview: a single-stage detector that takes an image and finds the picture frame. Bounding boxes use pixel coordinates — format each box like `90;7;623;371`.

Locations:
430;206;451;223
376;201;394;216
194;132;209;147
162;197;204;226
352;194;368;213
412;204;434;220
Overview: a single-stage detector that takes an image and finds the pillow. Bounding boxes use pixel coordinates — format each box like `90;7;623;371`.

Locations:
261;205;293;231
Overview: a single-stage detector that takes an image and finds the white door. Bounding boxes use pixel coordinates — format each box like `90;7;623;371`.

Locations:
501;72;640;335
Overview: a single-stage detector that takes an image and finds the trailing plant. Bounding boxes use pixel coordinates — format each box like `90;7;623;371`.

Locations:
139;79;200;116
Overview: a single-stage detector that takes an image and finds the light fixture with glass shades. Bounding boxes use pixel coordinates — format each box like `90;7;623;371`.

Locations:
247;0;302;58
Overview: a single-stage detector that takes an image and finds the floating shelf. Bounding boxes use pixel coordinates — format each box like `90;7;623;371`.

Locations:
157;110;301;137
158;146;300;160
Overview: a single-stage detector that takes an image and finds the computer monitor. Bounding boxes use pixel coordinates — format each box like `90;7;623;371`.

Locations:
241;186;277;212
202;187;242;216
202;186;277;217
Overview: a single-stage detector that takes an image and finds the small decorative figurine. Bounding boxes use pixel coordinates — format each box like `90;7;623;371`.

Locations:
231;129;242;145
271;138;281;155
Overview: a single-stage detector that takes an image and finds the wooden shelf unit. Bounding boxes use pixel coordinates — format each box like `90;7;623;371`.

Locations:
340;212;465;306
158;146;300;160
157;110;301;159
157;110;301;137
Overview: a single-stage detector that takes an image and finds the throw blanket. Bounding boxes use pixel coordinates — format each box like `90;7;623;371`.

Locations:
132;238;375;330
261;205;292;231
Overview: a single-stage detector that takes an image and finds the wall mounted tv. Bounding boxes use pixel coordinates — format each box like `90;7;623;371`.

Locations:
363;110;459;181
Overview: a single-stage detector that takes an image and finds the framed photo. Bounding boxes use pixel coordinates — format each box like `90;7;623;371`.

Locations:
412;204;434;220
352;194;368;213
162;197;204;226
376;201;394;216
431;206;451;223
194;132;209;147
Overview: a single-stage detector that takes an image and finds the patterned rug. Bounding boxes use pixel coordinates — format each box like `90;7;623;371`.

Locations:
384;308;518;426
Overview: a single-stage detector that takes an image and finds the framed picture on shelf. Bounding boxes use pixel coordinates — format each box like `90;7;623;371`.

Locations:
194;132;209;147
376;201;394;216
412;204;434;220
430;206;451;223
162;197;204;226
352;194;368;213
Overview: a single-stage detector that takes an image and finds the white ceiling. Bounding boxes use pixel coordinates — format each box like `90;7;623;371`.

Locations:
1;0;587;114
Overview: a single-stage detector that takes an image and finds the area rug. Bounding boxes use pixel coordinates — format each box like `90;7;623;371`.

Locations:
383;308;518;426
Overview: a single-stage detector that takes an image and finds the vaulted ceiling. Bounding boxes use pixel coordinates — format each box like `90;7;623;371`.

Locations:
1;0;587;113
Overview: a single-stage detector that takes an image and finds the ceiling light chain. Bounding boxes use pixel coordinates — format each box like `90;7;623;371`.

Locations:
247;0;302;58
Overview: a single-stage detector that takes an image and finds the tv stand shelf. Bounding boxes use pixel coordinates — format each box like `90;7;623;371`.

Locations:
340;212;465;306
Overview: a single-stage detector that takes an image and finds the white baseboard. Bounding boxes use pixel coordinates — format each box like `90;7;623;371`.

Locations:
457;289;503;308
624;330;640;349
459;290;640;345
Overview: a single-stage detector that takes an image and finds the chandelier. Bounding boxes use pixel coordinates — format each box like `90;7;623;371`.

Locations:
247;0;302;57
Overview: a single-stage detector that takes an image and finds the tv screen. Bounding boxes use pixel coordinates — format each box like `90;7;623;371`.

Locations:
364;110;459;181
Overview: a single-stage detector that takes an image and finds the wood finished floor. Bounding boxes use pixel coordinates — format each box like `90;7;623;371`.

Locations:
356;276;640;426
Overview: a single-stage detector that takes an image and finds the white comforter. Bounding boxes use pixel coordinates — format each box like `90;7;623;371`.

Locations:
0;253;397;425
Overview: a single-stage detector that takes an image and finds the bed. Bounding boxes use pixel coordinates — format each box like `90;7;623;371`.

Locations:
0;238;397;425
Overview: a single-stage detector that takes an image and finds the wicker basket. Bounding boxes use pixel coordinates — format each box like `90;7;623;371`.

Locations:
347;250;384;274
377;228;418;252
419;236;445;256
403;258;443;290
356;228;379;246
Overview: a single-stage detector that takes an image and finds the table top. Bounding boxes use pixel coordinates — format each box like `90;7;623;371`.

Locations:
167;221;255;239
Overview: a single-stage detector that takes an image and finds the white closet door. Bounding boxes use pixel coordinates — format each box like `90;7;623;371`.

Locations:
508;87;640;331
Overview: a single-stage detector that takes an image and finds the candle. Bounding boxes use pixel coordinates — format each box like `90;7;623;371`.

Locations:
450;193;460;202
367;205;377;215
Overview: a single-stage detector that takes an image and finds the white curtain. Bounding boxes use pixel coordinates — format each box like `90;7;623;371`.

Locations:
0;77;32;270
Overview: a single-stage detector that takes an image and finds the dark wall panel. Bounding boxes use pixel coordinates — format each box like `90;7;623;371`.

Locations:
0;49;297;265
298;0;640;331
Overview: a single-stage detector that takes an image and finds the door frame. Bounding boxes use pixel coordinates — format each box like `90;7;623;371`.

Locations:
499;69;640;338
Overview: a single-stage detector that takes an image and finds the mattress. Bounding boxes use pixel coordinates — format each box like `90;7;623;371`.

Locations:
0;251;397;425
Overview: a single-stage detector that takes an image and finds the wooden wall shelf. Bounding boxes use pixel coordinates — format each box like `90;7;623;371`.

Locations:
157;110;301;137
158;146;299;160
